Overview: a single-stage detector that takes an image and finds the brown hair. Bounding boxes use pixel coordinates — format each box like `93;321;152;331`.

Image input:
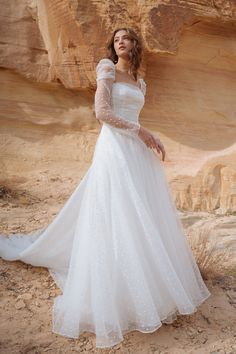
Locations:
106;27;143;81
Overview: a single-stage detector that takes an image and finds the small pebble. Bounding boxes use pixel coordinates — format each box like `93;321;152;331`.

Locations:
15;300;26;309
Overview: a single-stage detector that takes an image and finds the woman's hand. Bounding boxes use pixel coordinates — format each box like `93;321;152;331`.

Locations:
138;126;166;161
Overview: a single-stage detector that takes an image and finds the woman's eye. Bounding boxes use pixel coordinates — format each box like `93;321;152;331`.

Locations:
114;37;129;43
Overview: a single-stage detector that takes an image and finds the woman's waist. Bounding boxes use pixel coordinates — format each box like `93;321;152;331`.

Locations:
101;122;139;138
112;109;140;123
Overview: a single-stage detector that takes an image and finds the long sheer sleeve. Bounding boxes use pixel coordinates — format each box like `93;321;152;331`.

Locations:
94;58;141;135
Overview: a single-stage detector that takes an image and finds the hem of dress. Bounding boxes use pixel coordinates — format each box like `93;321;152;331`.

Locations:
48;268;65;292
51;291;211;349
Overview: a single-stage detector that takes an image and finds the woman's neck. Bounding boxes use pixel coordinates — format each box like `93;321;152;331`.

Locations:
115;57;131;73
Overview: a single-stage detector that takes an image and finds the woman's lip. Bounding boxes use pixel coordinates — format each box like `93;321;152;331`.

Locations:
119;47;126;50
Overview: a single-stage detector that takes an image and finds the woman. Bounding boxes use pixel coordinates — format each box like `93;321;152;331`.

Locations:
0;27;211;348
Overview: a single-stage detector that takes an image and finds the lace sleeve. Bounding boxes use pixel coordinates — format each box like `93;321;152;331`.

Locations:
94;58;141;135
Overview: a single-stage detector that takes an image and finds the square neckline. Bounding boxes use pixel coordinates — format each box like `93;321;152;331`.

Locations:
100;59;144;94
114;65;141;90
113;80;141;90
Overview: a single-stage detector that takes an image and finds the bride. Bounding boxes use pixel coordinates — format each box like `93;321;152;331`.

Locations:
0;27;211;348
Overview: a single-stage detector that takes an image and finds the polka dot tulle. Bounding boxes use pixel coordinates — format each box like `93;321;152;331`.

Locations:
0;61;210;348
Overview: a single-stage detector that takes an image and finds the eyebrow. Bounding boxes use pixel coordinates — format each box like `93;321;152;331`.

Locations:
114;34;129;39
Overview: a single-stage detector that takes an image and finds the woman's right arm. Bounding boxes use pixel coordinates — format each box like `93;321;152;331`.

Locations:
95;58;141;135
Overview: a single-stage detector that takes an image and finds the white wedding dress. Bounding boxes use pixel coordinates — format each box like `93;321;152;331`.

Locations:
0;58;211;348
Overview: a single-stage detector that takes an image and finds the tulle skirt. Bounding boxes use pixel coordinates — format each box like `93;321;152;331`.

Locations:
0;123;211;348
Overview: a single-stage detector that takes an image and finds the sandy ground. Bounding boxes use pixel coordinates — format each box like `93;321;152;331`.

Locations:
0;182;236;354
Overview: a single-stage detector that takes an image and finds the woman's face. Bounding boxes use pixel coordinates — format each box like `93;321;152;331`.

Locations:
113;30;134;59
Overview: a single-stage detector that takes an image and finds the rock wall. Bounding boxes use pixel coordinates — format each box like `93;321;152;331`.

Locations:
0;0;236;213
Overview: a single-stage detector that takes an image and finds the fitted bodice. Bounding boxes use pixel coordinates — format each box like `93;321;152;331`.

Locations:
111;82;145;124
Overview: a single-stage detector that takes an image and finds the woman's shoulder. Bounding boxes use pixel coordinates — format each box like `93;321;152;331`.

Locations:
138;77;146;83
96;58;115;70
138;77;147;96
96;58;115;81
